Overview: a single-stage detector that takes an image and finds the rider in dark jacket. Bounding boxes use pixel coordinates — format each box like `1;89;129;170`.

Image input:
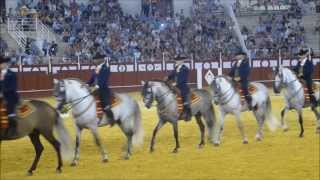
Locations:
229;51;253;110
292;49;317;107
0;56;19;131
167;56;191;121
87;60;115;125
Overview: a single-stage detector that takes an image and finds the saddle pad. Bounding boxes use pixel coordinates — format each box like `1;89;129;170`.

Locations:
303;82;319;106
237;83;257;105
176;92;201;114
17;101;36;118
0;99;8;129
0;100;35;129
94;95;121;119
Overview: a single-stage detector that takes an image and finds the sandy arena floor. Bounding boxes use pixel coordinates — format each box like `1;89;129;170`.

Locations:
0;92;319;180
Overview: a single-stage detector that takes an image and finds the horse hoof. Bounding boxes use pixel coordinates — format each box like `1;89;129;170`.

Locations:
102;159;109;163
172;149;178;153
213;143;220;147
56;169;62;174
198;144;205;149
149;148;154;153
26;171;33;176
70;162;78;167
124;156;130;160
243;140;249;144
299;134;304;138
256;137;262;141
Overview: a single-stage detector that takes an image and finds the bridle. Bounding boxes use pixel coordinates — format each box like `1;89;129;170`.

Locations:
55;80;94;116
212;77;236;106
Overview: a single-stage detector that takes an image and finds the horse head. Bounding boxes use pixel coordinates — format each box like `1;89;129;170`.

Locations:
210;76;233;104
141;80;154;109
53;79;67;111
272;66;282;94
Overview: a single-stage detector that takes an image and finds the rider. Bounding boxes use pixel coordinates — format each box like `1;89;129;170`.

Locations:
229;50;253;110
166;56;191;121
87;58;115;125
293;48;317;107
0;56;19;131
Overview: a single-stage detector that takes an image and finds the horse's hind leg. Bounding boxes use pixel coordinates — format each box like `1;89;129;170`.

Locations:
253;111;265;141
235;112;248;144
195;113;205;148
280;107;289;131
150;120;166;153
311;106;320;133
71;126;82;166
90;127;108;163
124;132;133;160
41;131;63;173
27;131;43;176
297;109;304;138
172;121;180;153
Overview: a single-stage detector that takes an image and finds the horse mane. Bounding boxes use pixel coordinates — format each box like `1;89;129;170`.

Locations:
149;79;176;94
64;78;91;92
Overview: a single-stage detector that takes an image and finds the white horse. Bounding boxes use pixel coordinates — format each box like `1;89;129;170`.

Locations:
210;76;278;145
53;78;143;165
273;67;320;135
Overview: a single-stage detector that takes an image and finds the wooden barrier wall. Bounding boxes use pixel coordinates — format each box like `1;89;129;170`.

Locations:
15;59;320;98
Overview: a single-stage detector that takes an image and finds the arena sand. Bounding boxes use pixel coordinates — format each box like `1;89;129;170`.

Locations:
0;92;319;180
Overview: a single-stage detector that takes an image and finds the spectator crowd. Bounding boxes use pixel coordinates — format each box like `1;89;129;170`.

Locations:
1;0;315;63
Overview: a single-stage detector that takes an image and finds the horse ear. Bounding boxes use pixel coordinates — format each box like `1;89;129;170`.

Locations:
141;81;145;86
53;78;59;84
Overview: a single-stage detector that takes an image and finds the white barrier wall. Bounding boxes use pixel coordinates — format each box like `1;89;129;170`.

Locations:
173;0;193;16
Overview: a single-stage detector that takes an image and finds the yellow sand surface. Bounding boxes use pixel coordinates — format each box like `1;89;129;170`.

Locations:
0;93;319;180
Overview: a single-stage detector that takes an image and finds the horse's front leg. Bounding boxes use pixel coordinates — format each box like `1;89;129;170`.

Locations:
172;121;180;153
280;107;289;131
195;113;205;148
297;109;304;138
90;127;108;162
71;126;82;166
150;120;166;153
214;110;225;146
235;112;248;144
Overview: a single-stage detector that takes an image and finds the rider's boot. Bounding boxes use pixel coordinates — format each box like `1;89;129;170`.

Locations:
245;95;254;111
104;105;115;126
182;103;192;121
310;94;317;108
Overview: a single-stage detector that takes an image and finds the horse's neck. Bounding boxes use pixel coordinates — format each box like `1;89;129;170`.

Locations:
283;71;302;95
67;83;93;107
154;84;175;107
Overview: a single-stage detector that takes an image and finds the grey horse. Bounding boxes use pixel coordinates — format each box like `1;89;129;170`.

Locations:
210;75;278;145
273;67;320;135
0;99;72;176
141;80;216;153
53;78;143;163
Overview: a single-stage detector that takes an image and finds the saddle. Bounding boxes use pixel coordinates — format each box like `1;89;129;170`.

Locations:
0;99;35;130
165;80;201;115
235;82;257;106
176;92;201;115
94;94;121;119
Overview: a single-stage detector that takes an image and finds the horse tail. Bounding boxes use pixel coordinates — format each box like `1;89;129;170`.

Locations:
265;96;279;132
132;101;144;146
54;113;73;161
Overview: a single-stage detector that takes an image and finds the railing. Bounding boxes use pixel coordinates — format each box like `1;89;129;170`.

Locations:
7;17;55;50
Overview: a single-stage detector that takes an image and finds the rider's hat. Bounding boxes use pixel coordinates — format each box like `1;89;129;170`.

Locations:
296;48;309;58
234;50;247;60
0;56;10;64
174;56;187;66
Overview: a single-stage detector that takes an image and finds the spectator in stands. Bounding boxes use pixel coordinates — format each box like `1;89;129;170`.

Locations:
49;41;58;56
